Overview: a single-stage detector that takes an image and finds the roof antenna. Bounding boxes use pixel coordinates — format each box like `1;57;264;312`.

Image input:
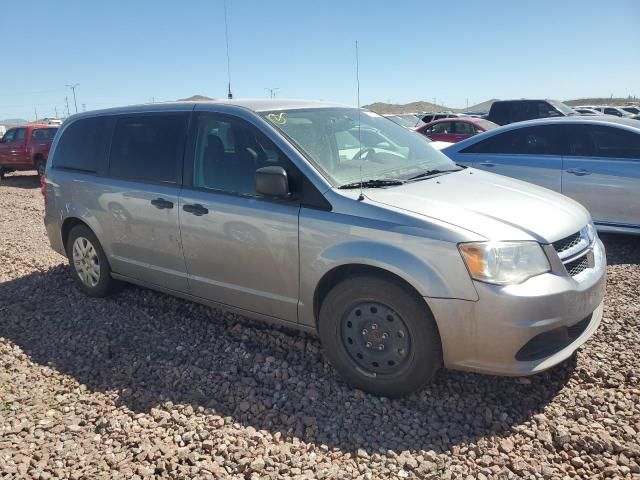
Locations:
355;40;364;201
223;0;233;99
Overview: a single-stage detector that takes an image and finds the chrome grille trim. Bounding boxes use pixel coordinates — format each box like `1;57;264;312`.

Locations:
553;226;591;261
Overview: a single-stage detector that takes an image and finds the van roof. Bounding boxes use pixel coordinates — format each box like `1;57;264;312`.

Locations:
67;99;349;120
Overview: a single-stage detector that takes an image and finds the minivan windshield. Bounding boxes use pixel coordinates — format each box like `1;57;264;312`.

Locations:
262;108;459;186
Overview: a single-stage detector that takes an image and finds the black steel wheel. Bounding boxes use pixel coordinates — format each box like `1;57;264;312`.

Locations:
340;301;412;375
319;274;442;397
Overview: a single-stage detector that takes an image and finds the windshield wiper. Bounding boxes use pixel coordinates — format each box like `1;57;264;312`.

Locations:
406;169;460;182
339;179;405;189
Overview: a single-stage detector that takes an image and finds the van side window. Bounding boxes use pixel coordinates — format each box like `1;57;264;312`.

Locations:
109;114;188;184
53;117;109;173
191;113;294;196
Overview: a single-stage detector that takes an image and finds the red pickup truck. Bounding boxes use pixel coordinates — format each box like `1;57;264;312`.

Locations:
0;124;59;181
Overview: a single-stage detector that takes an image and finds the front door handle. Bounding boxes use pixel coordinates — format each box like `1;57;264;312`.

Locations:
566;168;592;176
478;162;496;167
183;203;209;216
150;198;174;209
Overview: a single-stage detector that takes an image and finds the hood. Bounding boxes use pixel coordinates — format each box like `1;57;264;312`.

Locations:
363;168;590;242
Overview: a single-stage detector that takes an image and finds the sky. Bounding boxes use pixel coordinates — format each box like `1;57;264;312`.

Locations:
1;0;639;121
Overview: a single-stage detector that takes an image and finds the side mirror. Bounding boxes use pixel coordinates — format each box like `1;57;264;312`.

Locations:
256;166;290;198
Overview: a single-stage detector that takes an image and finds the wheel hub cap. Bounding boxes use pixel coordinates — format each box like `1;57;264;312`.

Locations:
72;237;101;288
340;302;412;375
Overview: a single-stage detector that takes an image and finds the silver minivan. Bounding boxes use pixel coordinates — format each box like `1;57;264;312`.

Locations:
44;100;606;396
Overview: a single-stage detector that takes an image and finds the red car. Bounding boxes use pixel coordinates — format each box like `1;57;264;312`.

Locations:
0;124;59;181
416;117;498;143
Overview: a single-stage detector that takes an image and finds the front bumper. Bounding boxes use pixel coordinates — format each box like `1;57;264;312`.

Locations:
428;238;606;376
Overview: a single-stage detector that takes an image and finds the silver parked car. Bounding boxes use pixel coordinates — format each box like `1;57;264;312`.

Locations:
443;117;640;235
44;100;606;397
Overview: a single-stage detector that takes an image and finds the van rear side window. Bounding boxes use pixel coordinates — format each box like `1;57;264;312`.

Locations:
52;117;109;173
108;114;188;184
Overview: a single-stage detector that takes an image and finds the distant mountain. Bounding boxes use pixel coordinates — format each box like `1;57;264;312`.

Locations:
364;101;448;114
364;99;498;114
0;118;28;127
564;97;639;107
365;96;640;115
177;95;215;101
465;99;498;113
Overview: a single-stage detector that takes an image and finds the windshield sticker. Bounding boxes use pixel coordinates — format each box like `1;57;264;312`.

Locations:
267;112;287;124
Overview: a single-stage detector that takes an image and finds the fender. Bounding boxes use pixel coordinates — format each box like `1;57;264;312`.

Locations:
298;239;479;328
60;205;108;255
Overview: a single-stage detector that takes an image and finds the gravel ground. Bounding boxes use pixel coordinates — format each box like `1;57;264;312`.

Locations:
1;171;639;479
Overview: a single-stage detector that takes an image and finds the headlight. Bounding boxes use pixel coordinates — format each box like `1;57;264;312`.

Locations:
459;241;550;285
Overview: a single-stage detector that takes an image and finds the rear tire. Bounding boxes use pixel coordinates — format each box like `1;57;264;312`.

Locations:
35;158;45;180
66;225;120;297
318;275;442;397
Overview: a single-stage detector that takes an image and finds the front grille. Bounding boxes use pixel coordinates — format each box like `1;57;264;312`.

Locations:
553;232;582;254
564;255;589;276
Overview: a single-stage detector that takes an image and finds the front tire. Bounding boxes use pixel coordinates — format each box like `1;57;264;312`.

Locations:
66;225;119;297
35;158;45;180
319;275;442;397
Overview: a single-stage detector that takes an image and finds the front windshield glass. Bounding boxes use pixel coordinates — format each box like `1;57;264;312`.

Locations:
262;108;458;186
549;100;577;115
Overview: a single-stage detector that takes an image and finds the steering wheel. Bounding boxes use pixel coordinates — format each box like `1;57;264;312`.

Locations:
352;147;376;162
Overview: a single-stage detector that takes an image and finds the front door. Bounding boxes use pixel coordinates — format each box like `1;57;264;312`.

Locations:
562;124;640;227
179;111;300;321
0;128;28;167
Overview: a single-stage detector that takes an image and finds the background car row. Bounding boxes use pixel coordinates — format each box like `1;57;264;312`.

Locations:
441;116;640;235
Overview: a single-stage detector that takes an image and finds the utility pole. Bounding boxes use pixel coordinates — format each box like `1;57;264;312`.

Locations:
54;106;58;118
82;104;86;112
34;107;38;122
466;98;469;109
65;96;71;117
66;83;80;113
264;87;280;99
